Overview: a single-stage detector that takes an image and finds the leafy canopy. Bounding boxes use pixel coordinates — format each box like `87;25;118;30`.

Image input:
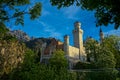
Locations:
10;50;76;80
103;35;120;68
50;0;120;29
84;37;99;62
49;50;68;68
0;0;42;26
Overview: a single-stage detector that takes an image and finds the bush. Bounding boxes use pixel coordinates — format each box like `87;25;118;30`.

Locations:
49;50;68;69
9;50;76;80
73;61;96;69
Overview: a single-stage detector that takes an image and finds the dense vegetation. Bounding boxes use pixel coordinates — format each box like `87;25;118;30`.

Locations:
0;27;75;79
0;33;76;80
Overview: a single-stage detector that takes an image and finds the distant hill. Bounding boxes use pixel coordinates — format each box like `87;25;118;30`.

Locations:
8;30;30;42
25;37;57;50
8;30;60;56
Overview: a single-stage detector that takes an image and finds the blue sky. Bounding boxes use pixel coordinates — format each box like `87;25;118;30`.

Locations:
8;0;120;44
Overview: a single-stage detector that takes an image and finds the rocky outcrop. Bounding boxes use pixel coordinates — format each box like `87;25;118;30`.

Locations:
8;30;30;42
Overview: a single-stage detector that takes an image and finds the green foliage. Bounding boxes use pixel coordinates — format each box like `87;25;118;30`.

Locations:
10;64;76;80
83;35;120;80
50;0;75;9
0;0;42;26
0;39;26;79
0;22;9;39
2;35;17;41
96;47;116;68
103;35;120;68
102;35;120;78
86;70;118;80
49;50;68;68
29;2;42;20
9;49;76;80
9;49;38;80
73;61;96;69
116;78;120;80
0;22;17;41
50;0;120;29
93;36;119;80
0;22;9;33
84;38;99;62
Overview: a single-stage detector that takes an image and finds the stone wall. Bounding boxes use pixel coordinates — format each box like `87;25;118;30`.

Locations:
69;45;79;60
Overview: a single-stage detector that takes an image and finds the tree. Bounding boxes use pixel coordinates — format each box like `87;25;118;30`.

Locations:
103;35;120;78
83;36;119;80
0;0;42;27
103;35;120;68
96;46;116;68
49;50;68;69
10;50;76;80
92;36;119;80
84;41;118;80
84;37;99;62
0;23;9;39
50;0;120;29
0;39;26;79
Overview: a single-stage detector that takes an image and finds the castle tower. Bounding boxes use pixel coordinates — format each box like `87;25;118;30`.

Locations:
73;21;84;51
64;35;69;56
99;27;104;43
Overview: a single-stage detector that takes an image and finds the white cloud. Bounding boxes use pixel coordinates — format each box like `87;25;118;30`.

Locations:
62;6;81;20
42;8;50;16
37;20;63;39
49;31;62;39
104;28;120;36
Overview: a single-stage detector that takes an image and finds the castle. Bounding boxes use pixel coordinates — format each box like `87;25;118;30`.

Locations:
8;21;104;69
40;21;104;69
40;21;86;68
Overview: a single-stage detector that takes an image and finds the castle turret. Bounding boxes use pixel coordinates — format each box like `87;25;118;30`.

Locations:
73;21;84;51
73;21;86;61
64;35;69;56
99;28;104;43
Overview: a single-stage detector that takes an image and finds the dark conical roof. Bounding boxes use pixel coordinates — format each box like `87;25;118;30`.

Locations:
100;27;102;32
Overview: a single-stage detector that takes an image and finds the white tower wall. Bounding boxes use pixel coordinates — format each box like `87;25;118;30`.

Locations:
64;35;69;56
73;22;84;52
